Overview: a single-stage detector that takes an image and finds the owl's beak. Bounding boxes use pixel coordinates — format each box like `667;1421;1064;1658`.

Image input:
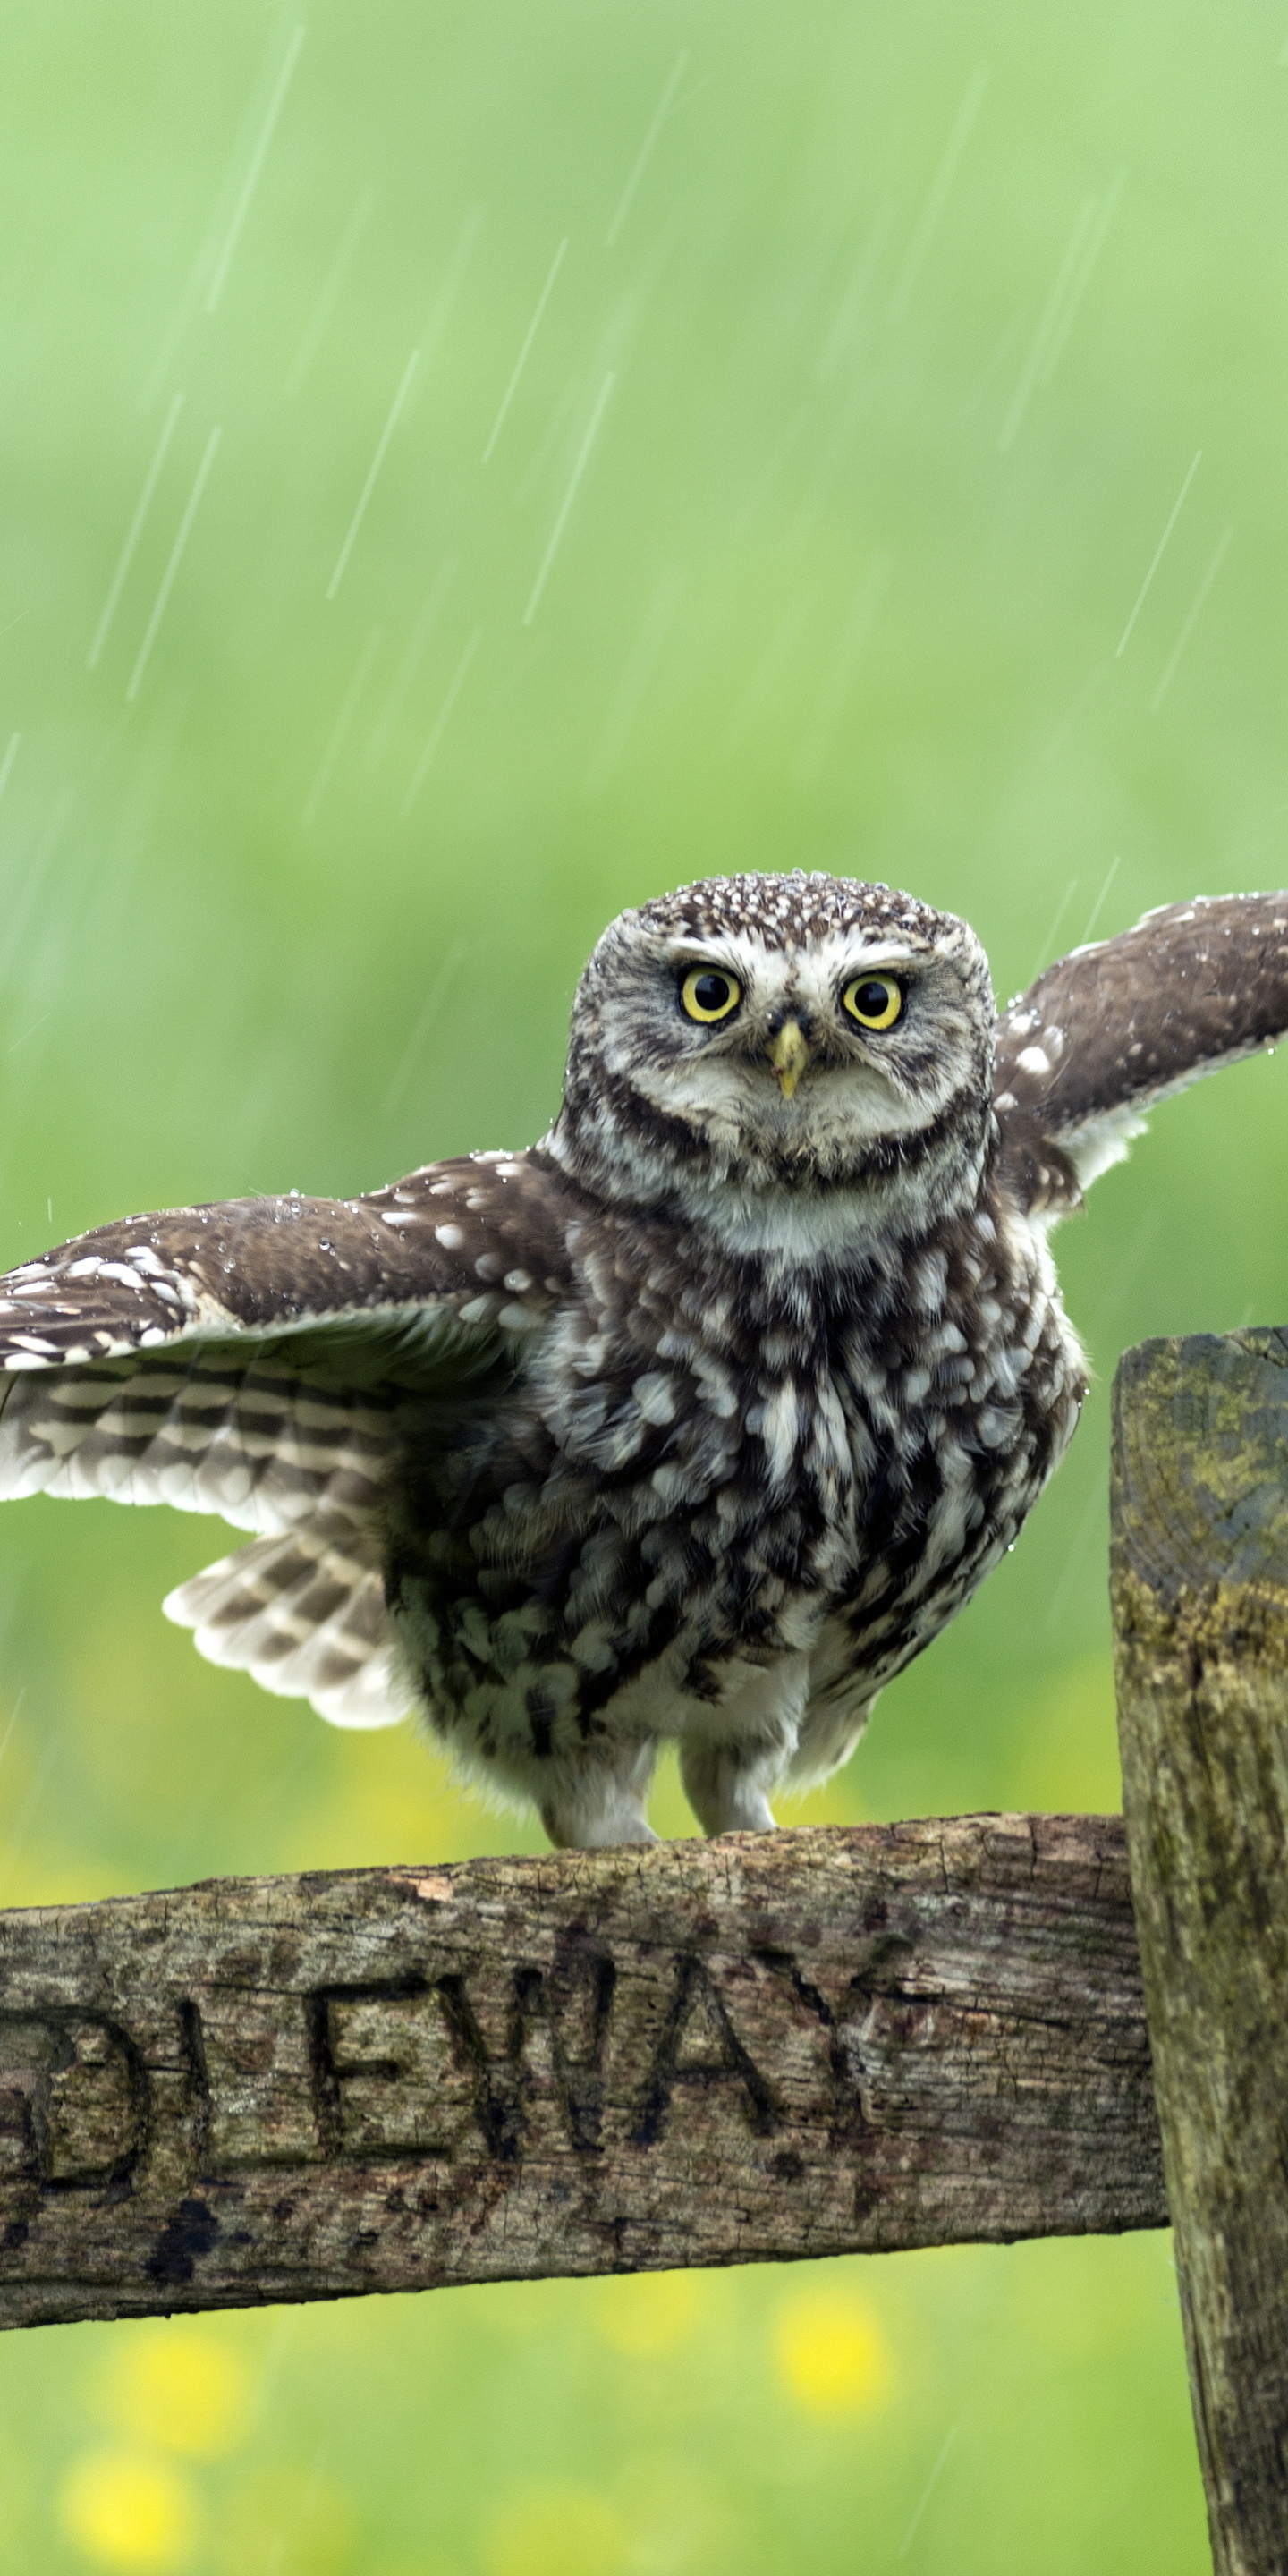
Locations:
767;1019;811;1099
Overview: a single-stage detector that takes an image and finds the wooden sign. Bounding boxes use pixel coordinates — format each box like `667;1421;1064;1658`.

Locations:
0;1812;1161;2330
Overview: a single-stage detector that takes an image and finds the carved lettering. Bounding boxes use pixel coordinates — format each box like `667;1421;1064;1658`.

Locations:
199;1993;320;2170
312;1945;617;2165
440;1944;616;2160
313;1983;466;2159
0;2013;145;2189
754;1935;916;2148
631;1956;778;2148
0;1818;1162;2330
0;1936;916;2203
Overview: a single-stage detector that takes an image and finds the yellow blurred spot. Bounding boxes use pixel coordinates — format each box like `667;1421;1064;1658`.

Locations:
60;2450;196;2571
106;2327;251;2458
485;2484;626;2576
595;2267;704;2354
773;2287;894;2416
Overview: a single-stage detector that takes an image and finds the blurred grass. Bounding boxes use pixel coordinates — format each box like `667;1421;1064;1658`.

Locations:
2;0;1286;2562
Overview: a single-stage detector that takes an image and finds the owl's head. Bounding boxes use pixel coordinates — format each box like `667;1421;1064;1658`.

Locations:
550;872;995;1242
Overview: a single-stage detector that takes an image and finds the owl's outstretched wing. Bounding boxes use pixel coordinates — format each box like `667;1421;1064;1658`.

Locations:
993;891;1288;1214
0;1153;564;1726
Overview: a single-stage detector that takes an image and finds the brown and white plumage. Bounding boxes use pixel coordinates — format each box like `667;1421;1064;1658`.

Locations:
0;1159;567;1726
996;890;1288;1206
0;872;1284;1848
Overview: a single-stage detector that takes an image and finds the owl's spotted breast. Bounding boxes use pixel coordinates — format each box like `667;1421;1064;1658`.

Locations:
381;1160;1085;1844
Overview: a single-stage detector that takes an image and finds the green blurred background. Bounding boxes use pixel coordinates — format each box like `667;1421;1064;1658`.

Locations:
4;0;1287;2562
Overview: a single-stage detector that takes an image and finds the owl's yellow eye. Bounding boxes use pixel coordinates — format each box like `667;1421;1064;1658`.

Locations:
843;974;903;1031
681;967;741;1023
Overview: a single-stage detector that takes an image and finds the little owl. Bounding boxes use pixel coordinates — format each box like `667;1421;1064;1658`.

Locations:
0;872;1281;1847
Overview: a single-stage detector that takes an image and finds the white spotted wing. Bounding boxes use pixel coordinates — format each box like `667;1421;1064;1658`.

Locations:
0;1160;557;1728
995;892;1288;1208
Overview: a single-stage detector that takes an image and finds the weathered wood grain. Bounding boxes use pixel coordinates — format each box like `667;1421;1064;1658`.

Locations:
0;1813;1161;2330
1114;1330;1288;2576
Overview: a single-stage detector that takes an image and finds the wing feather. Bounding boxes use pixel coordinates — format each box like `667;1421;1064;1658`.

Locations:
0;1352;402;1527
0;1150;571;1726
994;891;1288;1208
164;1520;411;1731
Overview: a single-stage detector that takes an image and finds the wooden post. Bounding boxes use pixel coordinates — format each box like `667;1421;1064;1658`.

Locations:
1113;1329;1288;2576
0;1812;1160;2330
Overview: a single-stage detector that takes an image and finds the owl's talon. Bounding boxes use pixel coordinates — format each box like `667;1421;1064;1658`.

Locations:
539;1800;657;1851
680;1745;779;1837
537;1741;659;1849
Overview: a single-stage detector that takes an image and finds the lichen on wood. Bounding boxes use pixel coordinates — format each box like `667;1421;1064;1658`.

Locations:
1114;1329;1288;2576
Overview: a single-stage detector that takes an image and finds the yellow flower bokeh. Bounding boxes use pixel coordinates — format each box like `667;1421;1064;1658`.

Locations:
773;2287;895;2416
104;2327;251;2460
59;2450;196;2572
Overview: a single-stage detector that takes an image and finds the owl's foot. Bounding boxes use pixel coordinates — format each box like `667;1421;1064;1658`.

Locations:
539;1789;657;1849
680;1743;778;1836
538;1740;659;1849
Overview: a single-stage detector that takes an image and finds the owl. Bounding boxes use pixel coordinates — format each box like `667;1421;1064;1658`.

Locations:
0;872;1283;1851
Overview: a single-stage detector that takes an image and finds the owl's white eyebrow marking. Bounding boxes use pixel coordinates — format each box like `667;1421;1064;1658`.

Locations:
651;935;932;1023
657;938;743;971
826;941;923;973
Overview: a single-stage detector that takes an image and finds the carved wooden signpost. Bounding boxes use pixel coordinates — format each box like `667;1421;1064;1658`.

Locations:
3;1327;1288;2573
0;1814;1159;2331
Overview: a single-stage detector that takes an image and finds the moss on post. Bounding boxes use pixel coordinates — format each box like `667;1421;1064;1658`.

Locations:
1113;1330;1288;2576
